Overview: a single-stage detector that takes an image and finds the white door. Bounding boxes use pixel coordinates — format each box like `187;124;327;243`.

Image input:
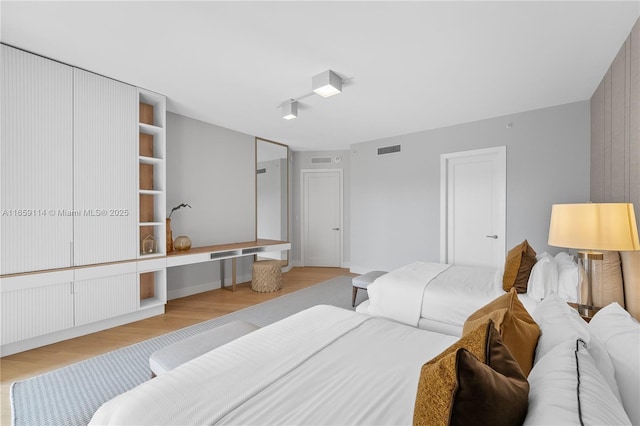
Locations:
302;170;342;267
440;147;506;268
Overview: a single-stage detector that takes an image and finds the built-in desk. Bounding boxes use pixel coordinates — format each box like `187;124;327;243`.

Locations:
166;239;291;291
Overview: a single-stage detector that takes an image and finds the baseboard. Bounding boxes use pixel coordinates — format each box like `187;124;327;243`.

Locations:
349;265;373;274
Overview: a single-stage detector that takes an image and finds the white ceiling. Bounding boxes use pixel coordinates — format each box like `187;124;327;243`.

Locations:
2;1;638;151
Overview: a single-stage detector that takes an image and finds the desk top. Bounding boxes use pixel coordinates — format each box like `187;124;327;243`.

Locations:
166;239;290;257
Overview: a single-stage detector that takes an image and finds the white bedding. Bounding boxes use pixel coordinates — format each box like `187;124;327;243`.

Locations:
361;262;539;335
367;262;450;327
90;305;458;425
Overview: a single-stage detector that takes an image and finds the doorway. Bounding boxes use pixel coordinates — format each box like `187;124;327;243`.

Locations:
301;169;343;267
440;146;506;268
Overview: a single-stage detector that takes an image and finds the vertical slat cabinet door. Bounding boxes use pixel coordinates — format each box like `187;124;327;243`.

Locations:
0;45;74;274
73;69;137;266
1;281;74;345
73;272;138;326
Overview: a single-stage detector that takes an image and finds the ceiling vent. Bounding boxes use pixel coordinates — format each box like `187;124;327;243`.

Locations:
311;157;332;164
378;145;401;155
256;168;266;174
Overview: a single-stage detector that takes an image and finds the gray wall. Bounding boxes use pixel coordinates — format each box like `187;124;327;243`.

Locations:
291;150;351;267
166;112;255;298
350;101;591;273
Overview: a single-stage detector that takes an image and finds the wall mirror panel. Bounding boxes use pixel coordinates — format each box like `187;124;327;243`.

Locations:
256;137;289;265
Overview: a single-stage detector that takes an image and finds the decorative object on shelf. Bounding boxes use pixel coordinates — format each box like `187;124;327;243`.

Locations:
173;235;192;251
168;203;192;218
166;218;173;253
548;203;640;315
142;234;157;254
167;203;191;253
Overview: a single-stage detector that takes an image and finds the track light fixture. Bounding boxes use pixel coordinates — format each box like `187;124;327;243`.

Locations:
279;70;347;119
282;100;297;120
312;70;342;97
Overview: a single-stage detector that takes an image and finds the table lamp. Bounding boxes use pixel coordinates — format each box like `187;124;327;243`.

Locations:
548;203;640;311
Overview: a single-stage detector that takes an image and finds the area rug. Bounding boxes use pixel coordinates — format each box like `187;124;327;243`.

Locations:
11;275;359;426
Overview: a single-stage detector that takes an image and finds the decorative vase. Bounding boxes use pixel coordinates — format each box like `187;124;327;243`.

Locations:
174;235;192;251
166;218;173;253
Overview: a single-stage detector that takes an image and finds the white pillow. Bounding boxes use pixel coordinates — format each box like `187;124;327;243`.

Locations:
555;252;581;303
525;340;631;426
589;303;640;425
532;294;589;363
587;332;623;403
527;252;558;302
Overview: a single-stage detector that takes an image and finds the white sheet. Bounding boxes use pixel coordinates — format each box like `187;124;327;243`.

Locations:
90;305;458;426
367;262;450;327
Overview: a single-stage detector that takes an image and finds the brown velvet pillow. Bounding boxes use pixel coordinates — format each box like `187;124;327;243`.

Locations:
463;289;540;376
503;239;537;293
413;321;529;426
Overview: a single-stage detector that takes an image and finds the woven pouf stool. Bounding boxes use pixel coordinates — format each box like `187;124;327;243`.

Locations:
251;260;283;292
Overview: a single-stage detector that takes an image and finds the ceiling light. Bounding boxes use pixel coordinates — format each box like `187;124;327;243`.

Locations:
312;70;342;98
282;101;297;120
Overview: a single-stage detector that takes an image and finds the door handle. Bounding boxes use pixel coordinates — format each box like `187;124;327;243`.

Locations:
332;228;340;231
485;235;498;239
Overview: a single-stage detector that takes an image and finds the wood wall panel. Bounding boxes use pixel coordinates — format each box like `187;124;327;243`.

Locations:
610;44;628;202
0;46;74;274
591;80;605;202
603;69;613;201
630;20;640;226
591;18;640;228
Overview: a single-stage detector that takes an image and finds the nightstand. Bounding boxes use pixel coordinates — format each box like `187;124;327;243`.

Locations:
567;302;601;322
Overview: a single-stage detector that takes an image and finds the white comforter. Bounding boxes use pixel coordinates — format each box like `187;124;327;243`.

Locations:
367;262;451;327
362;262;538;335
90;305;457;425
366;262;501;326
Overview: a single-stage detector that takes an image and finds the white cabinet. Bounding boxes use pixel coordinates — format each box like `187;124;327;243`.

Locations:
0;260;165;354
0;271;74;345
73;263;138;326
1;47;139;273
73;69;138;266
0;45;74;274
0;47;167;355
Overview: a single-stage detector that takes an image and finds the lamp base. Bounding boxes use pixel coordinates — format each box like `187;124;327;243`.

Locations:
576;250;603;309
567;302;601;322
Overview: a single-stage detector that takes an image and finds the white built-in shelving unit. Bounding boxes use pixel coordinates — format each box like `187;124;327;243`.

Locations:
137;89;167;310
0;45;168;356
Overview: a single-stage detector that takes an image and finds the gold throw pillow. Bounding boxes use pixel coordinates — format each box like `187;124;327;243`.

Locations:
463;288;540;376
503;239;537;293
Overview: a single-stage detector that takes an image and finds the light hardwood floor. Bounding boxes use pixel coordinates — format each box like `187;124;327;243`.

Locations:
0;267;356;425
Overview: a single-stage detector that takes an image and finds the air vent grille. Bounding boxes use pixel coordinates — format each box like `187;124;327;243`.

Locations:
311;157;332;164
256;168;266;174
378;145;401;155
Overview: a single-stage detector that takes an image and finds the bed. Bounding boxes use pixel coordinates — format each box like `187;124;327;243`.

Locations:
89;299;638;425
356;262;533;336
355;245;628;336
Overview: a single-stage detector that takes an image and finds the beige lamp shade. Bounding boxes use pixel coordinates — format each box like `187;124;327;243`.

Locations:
548;203;640;251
